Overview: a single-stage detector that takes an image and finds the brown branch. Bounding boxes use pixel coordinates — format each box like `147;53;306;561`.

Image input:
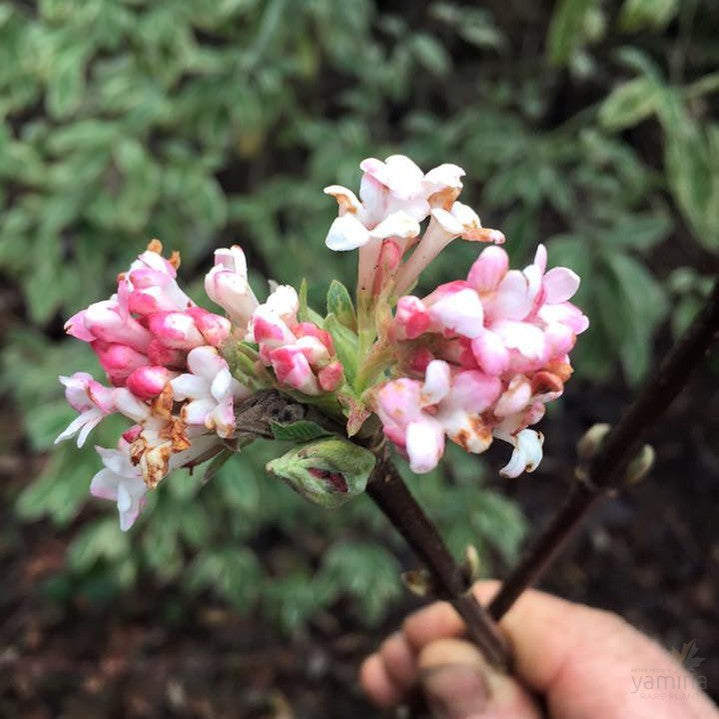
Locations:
489;279;719;621
367;448;510;669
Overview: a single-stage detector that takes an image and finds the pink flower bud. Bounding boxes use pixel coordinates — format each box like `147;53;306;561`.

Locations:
122;425;142;443
373;239;403;296
294;335;331;366
147;339;186;369
92;341;150;385
204;246;259;329
126;366;170;399
80;299;153;352
148;312;205;349
294;322;335;354
394;296;431;340
249;304;297;349
318;361;344;392
268;346;321;395
186;306;231;347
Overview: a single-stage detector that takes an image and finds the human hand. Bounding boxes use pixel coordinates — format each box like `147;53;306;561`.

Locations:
361;580;718;718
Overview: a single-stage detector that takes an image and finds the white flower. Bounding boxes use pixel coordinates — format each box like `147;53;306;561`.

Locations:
171;346;250;438
55;373;116;448
91;443;148;531
498;429;544;478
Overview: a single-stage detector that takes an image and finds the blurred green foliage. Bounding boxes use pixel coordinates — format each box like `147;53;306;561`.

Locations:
1;0;717;627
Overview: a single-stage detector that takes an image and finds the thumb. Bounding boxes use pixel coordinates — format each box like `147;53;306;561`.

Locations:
418;639;544;719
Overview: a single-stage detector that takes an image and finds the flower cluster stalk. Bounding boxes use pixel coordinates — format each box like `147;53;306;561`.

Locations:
366;447;511;668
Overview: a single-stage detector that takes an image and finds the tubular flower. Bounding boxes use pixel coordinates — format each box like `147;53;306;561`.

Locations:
375;243;587;476
247;285;344;396
204;245;259;331
323;154;504;304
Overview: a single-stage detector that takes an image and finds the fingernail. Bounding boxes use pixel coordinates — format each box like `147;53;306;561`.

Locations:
421;663;489;719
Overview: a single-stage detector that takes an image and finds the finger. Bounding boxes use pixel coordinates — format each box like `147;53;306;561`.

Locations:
402;598;466;650
360;653;404;709
418;638;543;719
379;631;417;691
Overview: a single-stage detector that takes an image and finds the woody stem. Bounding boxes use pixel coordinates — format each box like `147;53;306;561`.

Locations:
367;446;510;669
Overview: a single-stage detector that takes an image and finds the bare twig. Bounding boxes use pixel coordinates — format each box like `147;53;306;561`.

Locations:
489;280;719;621
367;447;510;669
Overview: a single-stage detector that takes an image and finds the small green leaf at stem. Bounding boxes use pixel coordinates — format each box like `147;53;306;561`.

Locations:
326;279;357;331
323;312;359;385
269;419;333;442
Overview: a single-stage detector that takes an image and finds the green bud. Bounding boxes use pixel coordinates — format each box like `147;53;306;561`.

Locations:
577;423;611;461
266;438;376;508
624;444;655;485
464;544;481;583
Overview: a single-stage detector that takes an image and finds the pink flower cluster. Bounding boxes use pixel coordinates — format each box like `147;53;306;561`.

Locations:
247;285;344;396
57;153;589;530
373;244;588;476
57;242;251;530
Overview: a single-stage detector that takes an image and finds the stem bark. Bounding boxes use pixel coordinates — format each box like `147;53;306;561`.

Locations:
367;449;510;668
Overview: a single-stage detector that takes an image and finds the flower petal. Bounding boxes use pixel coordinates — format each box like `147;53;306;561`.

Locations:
543;267;580;304
325;214;371;251
406;418;445;473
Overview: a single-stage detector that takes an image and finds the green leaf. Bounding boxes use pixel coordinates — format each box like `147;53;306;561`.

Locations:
323;312;359;384
619;0;678;32
318;541;401;625
298;277;324;325
410;33;451;77
68;518;131;572
186;548;261;608
16;447;94;526
599;77;660;131
202;448;234;484
547;0;594;66
602;210;673;251
269;419;332;442
265;569;323;632
326;279;357;330
657;98;719;249
604;252;668;384
46;41;90;118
